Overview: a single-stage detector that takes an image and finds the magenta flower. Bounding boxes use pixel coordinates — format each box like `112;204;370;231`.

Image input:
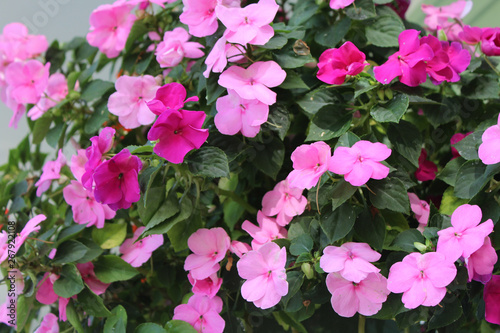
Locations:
437;204;494;262
35;149;66;197
414;149;437;181
184;228;231;280
326;272;389;317
119;226;164;267
217;0;279;46
329;0;354;10
458;25;483;45
408;193;430;233
387;252;457;309
484;275;500;325
237;242;288;309
108;75;160;129
0;23;48;62
329;140;391;187
34;313;59;333
317;41;368;85
242;211;288;250
76;262;110;295
465;237;497;284
374;30;434;87
287;141;331;190
93;149;142;211
173;294;225;333
188;272;223;299
4;59;50;104
218;61;286;105
481;28;500;56
214;89;269;138
478;113;500;165
87;2;136;58
450;132;471;159
155;27;204;68
146;82;199;116
82;127;116;189
320;242;381;283
28;73;68;120
261;179;307;226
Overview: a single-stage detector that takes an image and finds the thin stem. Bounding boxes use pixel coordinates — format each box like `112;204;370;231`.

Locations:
483;55;500;76
358;314;366;333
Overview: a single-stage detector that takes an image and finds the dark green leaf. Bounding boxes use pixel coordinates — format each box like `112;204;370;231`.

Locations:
84;104;110;134
428;295;463;330
144;197;193;236
250;135;285;179
280;71;309;89
138;187;166;225
94;255;138;283
306;106;352;141
288;0;318;26
165;320;197;333
354;79;377;99
145;190;180;229
355;210;386;251
125;21;148;51
135;323;167;333
330;179;357;211
81;79;114;102
53;264;84;298
187;147;230;178
437;157;465;186
336;131;360;148
261;35;288;49
76;239;104;263
387;120;422;168
32;117;53;145
315;16;351;48
266;104;291;140
370;94;409;123
368;178;410;214
273;40;315;69
365;7;405;47
453;131;482;160
297;89;338;117
78;61;98;84
461;74;500;99
392;229;425;252
281;271;304;308
52;240;89;264
345;0;376;20
57;224;86;244
79;287;112;317
46;41;65;74
104;305;128;333
46;123;65;148
136;52;154;74
454;161;500;199
16;295;32;332
206;74;226;105
9;196;26;213
319;203;357;243
290;234;314;256
223;199;245;231
66;300;85;333
166;208;202;252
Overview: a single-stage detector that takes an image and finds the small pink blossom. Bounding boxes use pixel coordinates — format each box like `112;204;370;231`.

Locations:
408;193;430;233
329;0;354;10
481;28;500;56
458;25;483;45
465;237;497;284
28;73;68;120
0;215;46;263
214;89;269;138
108;75;160;129
34;313;59;333
184;228;231;280
4;59;50;104
326;272;389;317
119;226;164;267
317;41;368;85
320;242;381;283
261;179;307;226
70;149;88;183
0;84;26;128
478;113;500;165
450;132;471;159
421;1;472;31
36;273;70;321
93;149;143;210
146;82;199;116
188;272;223;298
82;127;116;189
484;275;500;325
237;242;288;309
0;23;48;63
329;140;391;187
35;149;66;197
203;37;245;78
155;27;204;68
87;1;136;58
173;294;225;333
415;149;437;181
218;61;286;105
287;141;331;190
437;204;494;262
387;252;457;309
77;262;110;295
180;0;238;38
242;211;288;250
229;240;251;258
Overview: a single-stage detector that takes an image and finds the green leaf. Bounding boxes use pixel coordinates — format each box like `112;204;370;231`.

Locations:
438;157;465;186
306;106;352;141
16;295;32;332
187;147;230;178
368;178;410;214
92;223;127;249
32;117;53;145
261;35;288;50
250;135;285;180
167;212;203;252
273;40;315;69
104;305;128;333
345;0;376;20
439;187;469;215
365;7;405;47
145;189;179;230
125;21;148;51
461;74;500;99
392;229;425;252
387;120;423;168
370;94;409;123
297;89;338;117
52;240;89;264
336;131;360;148
280;71;309;89
288;0;318;26
315;16;351;48
66;300;85;333
331;180;358;211
94;255;138;283
428;295;463;330
354;79;378;99
53;264;84;298
81;79;114;102
84;103;110;134
57;224;86;244
454;161;500;199
281;271;304;308
355;210;386;251
128;145;155;155
319;203;357;243
290;234;314;256
79;287;112;317
46;123;65;148
136;52;154;74
274;311;307;333
165;320;197;333
144;196;193;236
76;239;104;263
206;74;226;105
453;131;482;160
136;323;167;333
267;104;291;140
223;199;245;231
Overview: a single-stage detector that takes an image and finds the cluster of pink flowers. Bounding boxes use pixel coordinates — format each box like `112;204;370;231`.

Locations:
421;0;472;41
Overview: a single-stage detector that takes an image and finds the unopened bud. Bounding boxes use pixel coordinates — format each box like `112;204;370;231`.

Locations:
302;263;314;279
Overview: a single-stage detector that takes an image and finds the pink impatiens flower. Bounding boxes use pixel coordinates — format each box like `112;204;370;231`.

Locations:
0;215;46;263
82;127;116;189
188;272;223;298
35;149;66;197
484;275;500;325
465;237;497;284
421;1;472;32
317;41;368;85
180;0;239;38
203;37;245;78
214;89;269;138
408;193;430;233
108;75;160;129
0;23;48;63
218;61;286;106
184;228;231;280
173;294;225;333
326;272;389;317
374;29;434;87
34;313;59;333
287;141;331;190
242;211;288;250
481;28;500;56
146;82;199;116
320;242;381;283
414;149;437;182
237;242;288;309
387;252;457;309
36;273;70;321
437;204;494;262
4;59;50;104
155;27;204;68
478;114;500;165
329;140;391;187
261;179;307;226
77;262;110;295
28;73;68;120
458;25;483;45
119;226;164;267
93;149;143;210
329;0;355;10
86;1;136;58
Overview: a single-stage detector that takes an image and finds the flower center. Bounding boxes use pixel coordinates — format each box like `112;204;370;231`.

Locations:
118;173;124;180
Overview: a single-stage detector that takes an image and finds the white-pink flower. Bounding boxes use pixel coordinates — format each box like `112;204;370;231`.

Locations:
119;226;164;267
34;313;59;333
237;242;288;309
155;27;204;68
173;294;225;333
261;179;307;226
28;73;68;120
242;211;287;250
329;0;355;10
35;149;66;197
408;193;430;233
70;149;88;183
287;141;331;190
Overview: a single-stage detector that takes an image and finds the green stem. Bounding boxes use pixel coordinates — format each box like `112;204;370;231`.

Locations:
483;55;500;77
358;314;366;333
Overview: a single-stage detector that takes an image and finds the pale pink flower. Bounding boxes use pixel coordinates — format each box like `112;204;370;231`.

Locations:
0;23;48;63
218;61;286;105
320;242;381;283
203;37;246;78
478;113;500;165
329;140;391;187
82;127;116;189
16;214;46;250
484;275;500;325
4;59;50;104
35;149;66;197
287;141;331;190
217;0;279;46
408;193;430;233
229;240;251;258
184;228;231;280
214;89;269;138
317;41;368;85
108;75;159;129
188;272;223;298
155;27;204;68
87;1;136;58
28;73;68;120
329;0;355;10
326;272;389;317
180;0;228;38
0;84;26;128
465;237;497;284
387;252;457;309
119;226;164;267
242;211;287;250
421;1;472;31
173;294;225;333
237;242;288;309
261;179;307;226
70;149;88;183
34;313;59;333
437;204;494;262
